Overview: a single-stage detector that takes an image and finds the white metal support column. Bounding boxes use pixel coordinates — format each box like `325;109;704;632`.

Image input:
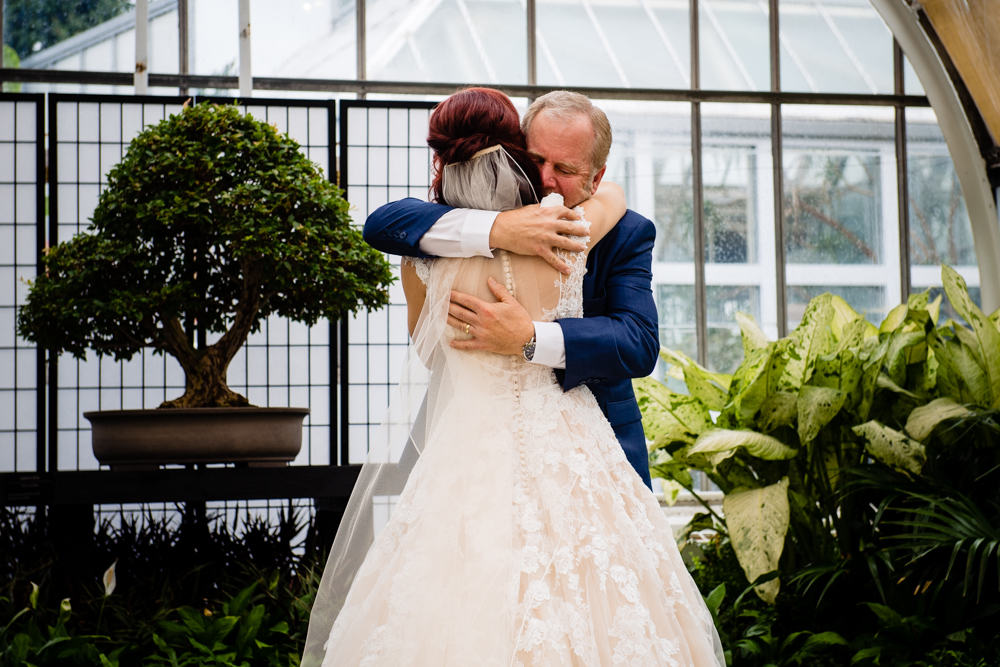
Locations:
870;0;1000;312
239;0;252;98
135;0;149;94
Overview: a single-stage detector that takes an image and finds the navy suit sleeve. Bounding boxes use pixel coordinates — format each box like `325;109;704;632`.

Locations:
362;198;456;258
558;219;659;391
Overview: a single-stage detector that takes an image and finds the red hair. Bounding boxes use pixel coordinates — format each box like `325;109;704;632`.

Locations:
427;88;542;204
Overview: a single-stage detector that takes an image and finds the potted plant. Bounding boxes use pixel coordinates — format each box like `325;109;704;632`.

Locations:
18;102;393;468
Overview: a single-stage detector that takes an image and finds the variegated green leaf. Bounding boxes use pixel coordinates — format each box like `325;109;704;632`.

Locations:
876;373;920;398
927;293;942;326
930;328;991;407
649;447;695;489
689;429;797;461
736;311;770;356
723;478;790;604
905;397;972;441
734;343;787;421
885;330;927;386
880;303;908;334
853;421;926;474
907;289;930;312
633;376;714;450
830;295;860;341
758;392;798;432
782;293;834;389
942;265;1000;407
660;348;732;411
797;385;846;444
855;336;888;421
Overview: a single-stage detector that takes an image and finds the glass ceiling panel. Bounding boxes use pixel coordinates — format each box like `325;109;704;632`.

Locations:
469;0;528;84
537;0;626;87
904;54;925;96
591;0;689;89
778;0;889;94
651;0;692;87
828;1;893;93
700;0;770;91
376;0;526;83
257;0;356;79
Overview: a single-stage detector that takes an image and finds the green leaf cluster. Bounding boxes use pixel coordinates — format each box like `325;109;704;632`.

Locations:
637;266;1000;604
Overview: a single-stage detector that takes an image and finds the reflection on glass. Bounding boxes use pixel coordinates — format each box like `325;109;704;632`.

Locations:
782;105;897;331
254;0;356;80
601;102;692;262
787;285;885;329
778;0;892;94
372;0;526;84
701;104;775;343
783;149;882;264
906;109;975;267
538;0;687;88
657;284;697;383
904;55;925;96
703;148;757;264
707;285;760;373
700;0;769;91
651;150;695;262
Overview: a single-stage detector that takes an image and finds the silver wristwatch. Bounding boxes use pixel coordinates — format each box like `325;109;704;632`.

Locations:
522;335;537;362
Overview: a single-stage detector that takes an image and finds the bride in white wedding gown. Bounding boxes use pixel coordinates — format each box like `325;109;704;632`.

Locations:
302;88;725;667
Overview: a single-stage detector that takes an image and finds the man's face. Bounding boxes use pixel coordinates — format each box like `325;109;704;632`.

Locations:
526;110;607;208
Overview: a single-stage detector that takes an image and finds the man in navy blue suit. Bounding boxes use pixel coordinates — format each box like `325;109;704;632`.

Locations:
363;91;659;489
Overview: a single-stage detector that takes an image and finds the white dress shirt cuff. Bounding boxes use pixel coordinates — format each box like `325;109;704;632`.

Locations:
418;208;499;258
529;321;566;369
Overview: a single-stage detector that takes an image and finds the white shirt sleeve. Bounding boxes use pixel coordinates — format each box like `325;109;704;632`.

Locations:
529;321;566;369
418;208;499;257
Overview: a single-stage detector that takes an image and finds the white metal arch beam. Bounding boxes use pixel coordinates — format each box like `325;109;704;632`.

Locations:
869;0;1000;311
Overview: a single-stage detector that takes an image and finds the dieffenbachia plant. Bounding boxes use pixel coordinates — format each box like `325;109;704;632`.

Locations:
636;265;993;603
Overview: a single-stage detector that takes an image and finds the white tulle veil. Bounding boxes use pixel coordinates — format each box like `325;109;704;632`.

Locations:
301;145;538;667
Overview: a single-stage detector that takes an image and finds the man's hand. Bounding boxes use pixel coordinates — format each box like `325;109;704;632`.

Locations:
490;205;590;274
448;278;534;355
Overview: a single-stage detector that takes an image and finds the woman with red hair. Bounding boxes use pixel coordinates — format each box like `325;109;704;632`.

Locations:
305;88;725;667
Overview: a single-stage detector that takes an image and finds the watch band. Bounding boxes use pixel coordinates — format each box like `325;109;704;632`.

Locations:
522;335;537;362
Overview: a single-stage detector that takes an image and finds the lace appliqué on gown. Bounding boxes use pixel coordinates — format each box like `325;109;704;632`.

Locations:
403;256;432;285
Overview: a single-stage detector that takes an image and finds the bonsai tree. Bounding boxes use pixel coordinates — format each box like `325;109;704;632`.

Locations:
18;103;393;408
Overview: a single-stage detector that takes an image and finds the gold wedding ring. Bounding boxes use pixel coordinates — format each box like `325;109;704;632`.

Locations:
464;323;471;334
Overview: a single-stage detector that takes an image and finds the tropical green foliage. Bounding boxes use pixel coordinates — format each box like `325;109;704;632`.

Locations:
17;103;394;408
0;506;322;666
637;266;1000;608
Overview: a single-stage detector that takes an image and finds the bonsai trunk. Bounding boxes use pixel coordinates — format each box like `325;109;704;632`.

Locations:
160;345;250;408
156;290;261;408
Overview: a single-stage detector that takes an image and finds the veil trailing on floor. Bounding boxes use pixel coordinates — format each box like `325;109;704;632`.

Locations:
301;146;539;667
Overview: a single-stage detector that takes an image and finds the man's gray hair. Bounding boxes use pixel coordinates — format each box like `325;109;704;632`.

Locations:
522;91;612;174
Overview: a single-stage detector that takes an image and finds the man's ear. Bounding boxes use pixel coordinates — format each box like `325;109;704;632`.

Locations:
589;165;607;194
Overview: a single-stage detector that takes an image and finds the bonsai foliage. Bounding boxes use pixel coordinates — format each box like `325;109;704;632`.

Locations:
18;102;393;408
635;265;1000;604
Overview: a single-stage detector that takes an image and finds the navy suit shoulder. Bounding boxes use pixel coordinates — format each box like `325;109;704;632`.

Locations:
362;198;454;257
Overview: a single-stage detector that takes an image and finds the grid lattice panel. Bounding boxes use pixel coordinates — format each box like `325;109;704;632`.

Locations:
343;103;434;464
52;98;187;471
210;102;335;466
0;97;41;473
51;97;336;470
